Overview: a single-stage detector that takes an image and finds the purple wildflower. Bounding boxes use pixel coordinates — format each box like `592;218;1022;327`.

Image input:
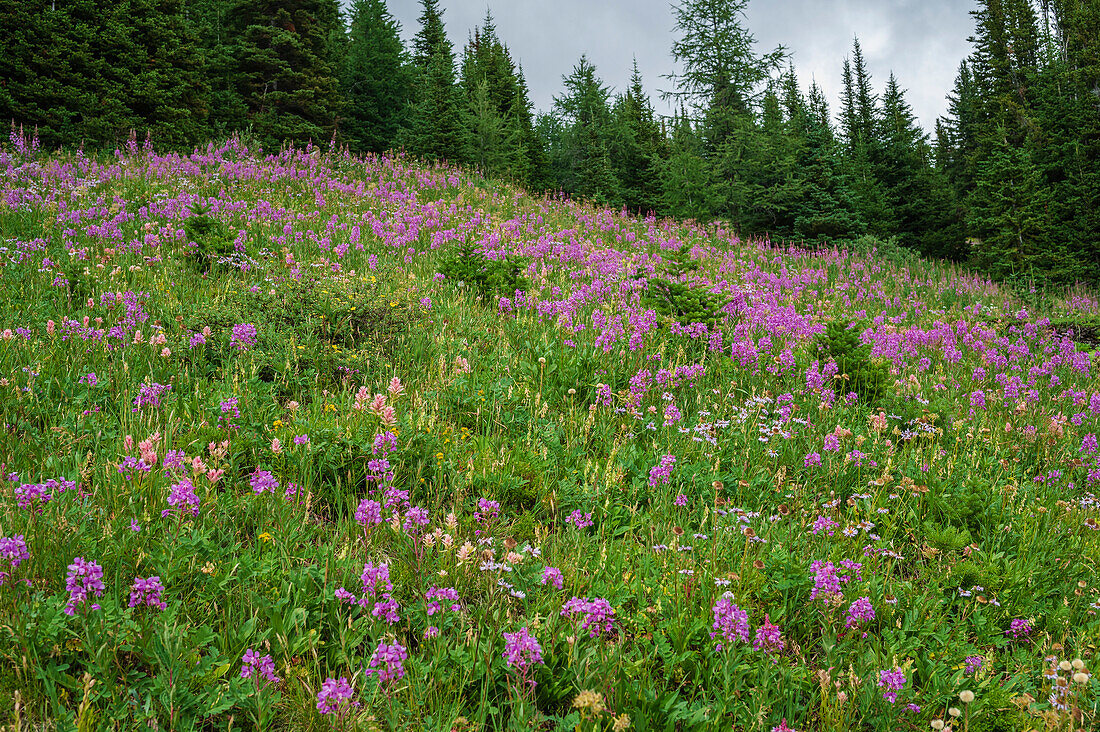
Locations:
502;627;544;671
128;576;167;610
425;586;461;616
354;498;383;526
241;649;281;685
163;477;200;518
845;597;875;630
365;642;407;684
878;667;907;703
710;594;750;650
1006;618;1033;638
316;677;356;714
64;557;105;615
541;566;564;590
0;535;29;585
249;469;279;495
753;614;786;654
132;382;171;411
567;509;594;529
561;596;616;637
231;323;257;351
648;454;676;487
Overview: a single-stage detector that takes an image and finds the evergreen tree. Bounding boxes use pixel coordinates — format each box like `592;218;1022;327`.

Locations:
0;0;209;149
226;0;343;149
457;12;535;181
341;0;413;154
658;113;717;220
664;0;786;149
550;55;619;202
189;0;247;137
404;0;463;161
608;60;664;212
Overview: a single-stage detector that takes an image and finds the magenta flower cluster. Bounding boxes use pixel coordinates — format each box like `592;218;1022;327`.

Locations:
230;323;257;350
502;627;543;671
541;566;564;590
877;667;907;703
711;595;750;650
241;649;280;685
128;576;167;610
561;596;615;637
425;586;461;616
366;641;408;684
0;534;29;585
316;676;356;714
336;562;400;623
64;557;104;615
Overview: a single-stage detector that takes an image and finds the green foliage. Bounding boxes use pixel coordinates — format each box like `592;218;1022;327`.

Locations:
182;202;235;270
814;320;888;404
341;0;414;154
226;0;343;149
438;240;527;302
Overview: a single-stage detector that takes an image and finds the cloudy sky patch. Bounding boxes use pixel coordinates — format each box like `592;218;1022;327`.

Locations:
387;0;978;132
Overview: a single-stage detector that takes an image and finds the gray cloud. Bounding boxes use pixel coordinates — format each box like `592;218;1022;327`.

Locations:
386;0;977;131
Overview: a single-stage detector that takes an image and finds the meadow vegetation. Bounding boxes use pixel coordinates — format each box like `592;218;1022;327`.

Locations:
0;133;1098;730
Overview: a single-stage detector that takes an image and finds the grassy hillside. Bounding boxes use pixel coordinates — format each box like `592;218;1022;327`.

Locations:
0;139;1097;731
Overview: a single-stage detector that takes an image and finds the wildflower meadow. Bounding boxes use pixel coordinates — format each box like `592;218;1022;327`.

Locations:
0;130;1098;730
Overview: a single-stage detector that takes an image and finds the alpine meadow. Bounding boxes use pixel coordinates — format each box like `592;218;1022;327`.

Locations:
0;0;1099;731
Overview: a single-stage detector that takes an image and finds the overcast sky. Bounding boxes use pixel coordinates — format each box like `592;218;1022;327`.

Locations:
386;0;978;133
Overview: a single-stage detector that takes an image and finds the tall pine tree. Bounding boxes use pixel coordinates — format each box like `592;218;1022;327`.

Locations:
227;0;343;149
404;0;463;161
341;0;413;154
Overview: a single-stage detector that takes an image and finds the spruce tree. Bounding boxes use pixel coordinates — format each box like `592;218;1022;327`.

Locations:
608;60;664;213
404;0;463;161
226;0;343;149
341;0;413;154
551;55;620;203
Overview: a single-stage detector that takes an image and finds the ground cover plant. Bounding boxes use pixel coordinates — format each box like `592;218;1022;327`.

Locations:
0;129;1098;730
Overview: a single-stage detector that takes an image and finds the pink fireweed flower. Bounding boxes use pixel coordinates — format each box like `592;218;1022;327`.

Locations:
425;586;461;615
366;642;407;684
811;515;839;536
567;509;594;529
541;566;564;590
561;597;615;638
230;323;257;350
293;433;309;446
502;627;543;672
403;505;430;534
163;477;200;518
336;562;400;624
878;667;907;703
845;597;875;630
132;383;171;411
241;649;281;685
649;454;676;487
711;594;750;650
249;469;279;495
316;677;356;714
354;498;383;526
0;534;29;585
64;557;104;615
753;614;786;654
128;576;167;610
1006;618;1033;638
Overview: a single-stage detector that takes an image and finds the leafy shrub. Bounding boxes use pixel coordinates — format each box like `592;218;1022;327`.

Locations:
814;320;888;404
438;240;527;302
182;202;235;269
